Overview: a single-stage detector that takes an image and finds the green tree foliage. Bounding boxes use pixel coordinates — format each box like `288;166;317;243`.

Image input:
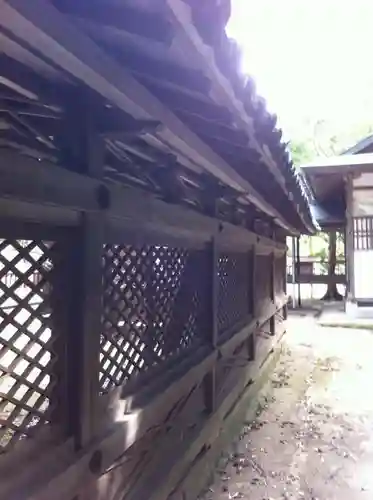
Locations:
289;119;373;166
289;141;315;166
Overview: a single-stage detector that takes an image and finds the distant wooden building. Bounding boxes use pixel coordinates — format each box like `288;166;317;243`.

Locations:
0;1;312;499
301;139;373;308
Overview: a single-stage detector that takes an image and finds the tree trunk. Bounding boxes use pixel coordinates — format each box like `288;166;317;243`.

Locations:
322;231;343;301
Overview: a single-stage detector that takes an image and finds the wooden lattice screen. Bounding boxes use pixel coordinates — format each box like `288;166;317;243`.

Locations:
0;219;287;500
274;255;285;297
217;251;253;339
255;254;272;303
0;215;288;500
0;238;57;452
100;244;209;393
353;216;373;250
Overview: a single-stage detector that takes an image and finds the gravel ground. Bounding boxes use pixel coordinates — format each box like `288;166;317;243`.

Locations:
200;314;373;500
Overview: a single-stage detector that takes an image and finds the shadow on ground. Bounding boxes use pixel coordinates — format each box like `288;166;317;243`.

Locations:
200;314;373;500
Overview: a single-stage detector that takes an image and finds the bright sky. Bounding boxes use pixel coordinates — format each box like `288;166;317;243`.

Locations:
227;0;373;142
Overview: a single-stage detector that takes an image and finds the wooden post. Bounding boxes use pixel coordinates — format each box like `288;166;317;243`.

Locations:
345;174;355;301
64;215;104;448
296;236;301;307
283;249;288;320
60;90;106;448
269;252;276;335
210;235;218;349
204;232;218;413
249;245;257;361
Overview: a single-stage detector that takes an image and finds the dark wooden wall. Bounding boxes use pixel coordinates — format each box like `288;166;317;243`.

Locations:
0;149;287;500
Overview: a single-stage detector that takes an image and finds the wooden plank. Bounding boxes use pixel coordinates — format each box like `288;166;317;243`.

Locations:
0;0;296;230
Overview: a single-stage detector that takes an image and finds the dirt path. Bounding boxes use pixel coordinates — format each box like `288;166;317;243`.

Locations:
200;314;373;500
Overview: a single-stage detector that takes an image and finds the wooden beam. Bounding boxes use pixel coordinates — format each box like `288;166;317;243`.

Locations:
0;53;63;102
138;77;232;124
96;41;211;95
0;98;61;118
132;71;228;121
287;274;346;285
175;108;251;150
100;119;163;140
7;111;56;148
0;129;57;160
56;0;175;44
0;0;295;230
0;150;286;255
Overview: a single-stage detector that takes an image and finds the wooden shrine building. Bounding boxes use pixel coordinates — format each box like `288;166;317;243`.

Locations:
0;1;313;499
301;138;373;309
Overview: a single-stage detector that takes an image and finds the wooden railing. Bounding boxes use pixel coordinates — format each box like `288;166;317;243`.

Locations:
286;258;346;284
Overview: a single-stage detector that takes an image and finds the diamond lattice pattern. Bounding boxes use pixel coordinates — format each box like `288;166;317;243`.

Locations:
100;245;207;392
0;239;56;451
217;251;251;337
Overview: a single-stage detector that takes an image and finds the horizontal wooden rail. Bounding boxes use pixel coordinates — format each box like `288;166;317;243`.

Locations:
286;274;346;284
0;150;285;255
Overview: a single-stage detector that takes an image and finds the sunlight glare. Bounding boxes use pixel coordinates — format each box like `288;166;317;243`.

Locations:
227;0;373;139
